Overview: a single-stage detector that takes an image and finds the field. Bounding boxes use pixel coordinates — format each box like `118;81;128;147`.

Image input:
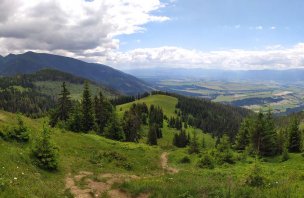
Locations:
1;94;304;197
153;79;304;114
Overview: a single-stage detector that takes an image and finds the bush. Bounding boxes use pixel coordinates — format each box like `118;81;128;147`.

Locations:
197;153;215;169
245;163;267;187
281;148;290;162
179;156;191;164
301;153;304;158
31;126;59;171
7;116;30;143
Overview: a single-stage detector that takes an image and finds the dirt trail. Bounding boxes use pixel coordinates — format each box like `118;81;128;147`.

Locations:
65;152;177;198
160;152;179;174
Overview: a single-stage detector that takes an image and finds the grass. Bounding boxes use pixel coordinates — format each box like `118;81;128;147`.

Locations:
1;93;304;197
34;81;116;100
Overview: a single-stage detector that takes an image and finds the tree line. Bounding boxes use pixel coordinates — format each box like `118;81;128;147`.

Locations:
50;82;164;145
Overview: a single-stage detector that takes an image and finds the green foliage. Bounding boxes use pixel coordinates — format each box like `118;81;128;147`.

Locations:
31;126;59;171
215;135;234;164
179;156;191;164
245;163;267;187
197;153;215;169
90;151;132;170
81;82;94;132
281;147;290;162
67;103;82;132
147;124;158;145
288;118;302;153
235;117;252;150
104;114;124;141
237;110;278;156
188;131;200;154
7;116;30;143
49;82;72;127
173;129;189;148
94;92;114;134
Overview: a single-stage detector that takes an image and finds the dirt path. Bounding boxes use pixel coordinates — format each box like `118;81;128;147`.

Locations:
160;152;179;174
65;152;178;198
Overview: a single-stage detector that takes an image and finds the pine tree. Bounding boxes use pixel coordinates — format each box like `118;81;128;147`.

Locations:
188;131;200;154
123;110;141;142
147;124;158;145
57;82;71;121
260;109;277;156
235;118;252;150
216;134;234;164
8;115;30;142
104;114;124;141
31;125;58;171
288;118;302;152
81;82;94;132
49;82;71;126
94;92;113;134
67;103;82;132
250;112;265;155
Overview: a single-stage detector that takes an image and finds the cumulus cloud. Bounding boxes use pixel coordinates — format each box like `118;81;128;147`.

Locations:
107;43;304;70
0;0;169;57
0;0;303;71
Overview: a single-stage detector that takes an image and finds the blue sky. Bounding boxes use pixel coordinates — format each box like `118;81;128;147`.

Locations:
0;0;303;70
119;0;304;51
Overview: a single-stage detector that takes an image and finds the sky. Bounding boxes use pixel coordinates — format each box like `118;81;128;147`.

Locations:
0;0;303;70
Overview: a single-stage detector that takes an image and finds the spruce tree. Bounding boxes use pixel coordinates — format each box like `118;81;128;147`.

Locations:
104;114;124;141
250;112;265;155
260;109;277;156
147;124;158;145
8;115;30;142
288;118;302;152
235;118;252;150
94;92;113;134
81;82;94;132
31;125;58;171
188;131;200;154
58;82;71;121
67;103;82;132
216;134;234;164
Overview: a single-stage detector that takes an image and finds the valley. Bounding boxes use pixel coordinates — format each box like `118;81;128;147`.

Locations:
142;78;304;115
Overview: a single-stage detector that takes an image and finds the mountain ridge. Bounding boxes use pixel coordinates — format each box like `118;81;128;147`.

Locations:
0;51;153;95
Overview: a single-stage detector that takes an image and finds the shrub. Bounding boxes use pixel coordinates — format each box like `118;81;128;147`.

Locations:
281;148;290;162
7;116;30;142
301;153;304;158
197;153;215;169
245;163;267;187
31;126;59;171
179;156;191;164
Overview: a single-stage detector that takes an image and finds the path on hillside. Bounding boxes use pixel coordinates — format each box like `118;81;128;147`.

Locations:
65;152;178;198
160;152;179;174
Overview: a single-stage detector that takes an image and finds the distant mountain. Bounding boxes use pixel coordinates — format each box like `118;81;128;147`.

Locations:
124;67;304;82
0;52;153;95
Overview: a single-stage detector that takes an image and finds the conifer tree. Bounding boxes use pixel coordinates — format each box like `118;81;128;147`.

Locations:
288;118;302;152
31;125;58;171
58;82;71;121
104;114;124;141
216;134;234;164
94;92;113;134
67;103;82;132
250;112;265;155
147;124;158;145
235;118;252;150
260;109;277;156
8;115;30;142
81;82;94;132
188;131;200;154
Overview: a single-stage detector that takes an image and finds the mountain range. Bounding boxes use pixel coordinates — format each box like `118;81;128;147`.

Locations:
0;52;153;95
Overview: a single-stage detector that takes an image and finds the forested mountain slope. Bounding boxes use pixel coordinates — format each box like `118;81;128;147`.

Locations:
0;51;153;95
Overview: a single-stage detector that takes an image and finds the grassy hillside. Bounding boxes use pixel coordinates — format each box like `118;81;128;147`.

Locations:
1;94;304;197
116;94;215;148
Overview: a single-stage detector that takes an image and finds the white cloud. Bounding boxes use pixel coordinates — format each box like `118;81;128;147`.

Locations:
0;0;169;56
106;43;304;70
256;26;263;30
